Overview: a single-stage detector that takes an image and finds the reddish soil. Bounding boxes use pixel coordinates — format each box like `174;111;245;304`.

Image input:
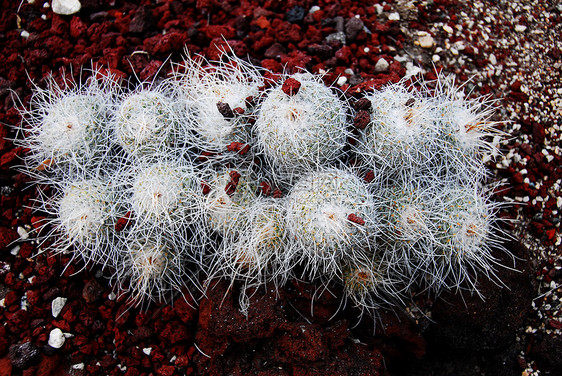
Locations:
0;1;560;375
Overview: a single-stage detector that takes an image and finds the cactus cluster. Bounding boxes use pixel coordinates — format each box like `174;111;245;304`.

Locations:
14;53;510;314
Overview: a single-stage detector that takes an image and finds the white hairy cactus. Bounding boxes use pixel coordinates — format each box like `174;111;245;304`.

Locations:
285;168;379;280
128;159;204;227
117;230;200;304
202;167;258;236
352;83;440;181
211;197;287;286
425;184;507;293
15;56;511;313
255;72;350;185
112;85;186;158
15;72;117;181
429;75;503;182
46;177;123;267
173;53;263;156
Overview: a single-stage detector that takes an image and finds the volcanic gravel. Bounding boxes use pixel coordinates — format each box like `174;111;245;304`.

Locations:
0;0;560;375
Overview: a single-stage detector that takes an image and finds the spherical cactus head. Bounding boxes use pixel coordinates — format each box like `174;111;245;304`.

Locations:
255;72;350;184
354;84;439;181
113;88;180;157
285;168;379;279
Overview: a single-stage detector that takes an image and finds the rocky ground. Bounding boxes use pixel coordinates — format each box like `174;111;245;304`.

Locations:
0;0;560;375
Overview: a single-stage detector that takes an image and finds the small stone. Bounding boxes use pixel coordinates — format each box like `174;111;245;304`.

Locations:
353;110;370;130
51;297;67;318
374;58;389;72
489;53;497;65
309;5;320;14
418;35;434;49
347;213;365;226
52;0;81;15
17;226;29;240
282;78;301;96
443;25;454;34
48;328;65;349
82;279;103;303
514;24;527;32
286;6;305;23
345;16;364;42
388;12;400;21
353;98;372;112
72;363;85;370
143;347;152;355
9;342;41;369
336;76;347;86
20;30;30;39
216;101;235;119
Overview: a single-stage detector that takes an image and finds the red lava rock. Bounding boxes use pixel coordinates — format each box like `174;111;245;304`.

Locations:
228;170;240;186
216;101;235;119
347;213;365;226
353;110;370;130
364;170;375;183
140;60;163;81
0;357;12;376
201;181;211;195
260;181;272;196
115;211;132;232
282;77;301;96
82;279;103;304
160;321;191;344
272;188;282;198
157;364;175;376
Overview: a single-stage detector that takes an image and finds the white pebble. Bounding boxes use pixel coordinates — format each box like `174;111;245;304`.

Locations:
388;12;400;21
48;328;66;349
418;35;434;49
515;24;527;32
374;58;389;72
489;53;497;65
143;347;152;355
443;25;454;34
51;0;81;15
17;226;29;240
72;363;85;370
10;246;20;256
51;297;67;318
336;76;347;86
309;5;320;14
20;30;30;39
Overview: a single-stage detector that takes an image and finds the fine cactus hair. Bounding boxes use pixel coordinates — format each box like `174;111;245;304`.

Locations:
202;167;259;237
13;52;513;317
111;84;188;159
255;72;351;186
284;168;379;281
37;176;124;269
172;52;264;158
14;69;118;183
351;82;439;182
115;228;202;305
